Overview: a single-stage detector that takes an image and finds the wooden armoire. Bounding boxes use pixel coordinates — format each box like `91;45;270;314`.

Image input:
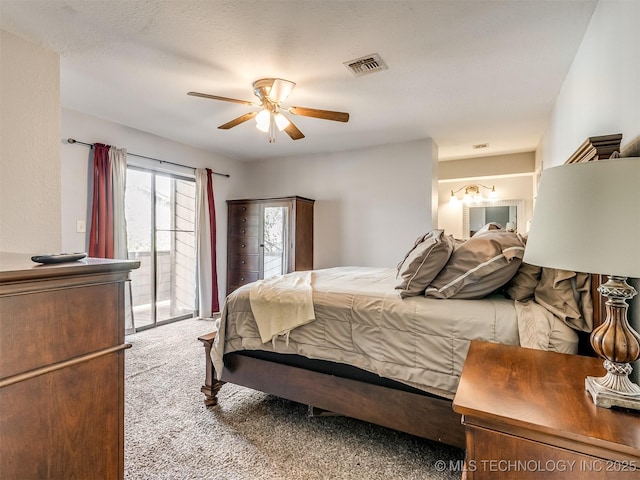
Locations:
227;196;314;294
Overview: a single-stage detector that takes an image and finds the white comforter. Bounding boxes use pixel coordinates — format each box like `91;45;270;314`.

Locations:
213;266;520;398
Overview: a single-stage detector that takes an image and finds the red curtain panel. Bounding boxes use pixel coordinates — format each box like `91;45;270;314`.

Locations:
206;168;220;312
88;143;114;258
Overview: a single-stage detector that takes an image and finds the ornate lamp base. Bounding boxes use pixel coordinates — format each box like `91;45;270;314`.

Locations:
586;361;640;410
587;276;640;411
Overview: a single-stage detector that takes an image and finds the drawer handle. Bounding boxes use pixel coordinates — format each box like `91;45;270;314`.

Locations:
242;218;247;223
241;229;246;234
240;277;245;281
0;344;131;388
241;260;246;264
242;207;246;211
241;244;245;248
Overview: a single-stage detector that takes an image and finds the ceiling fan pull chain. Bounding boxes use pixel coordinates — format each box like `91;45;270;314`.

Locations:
269;112;276;143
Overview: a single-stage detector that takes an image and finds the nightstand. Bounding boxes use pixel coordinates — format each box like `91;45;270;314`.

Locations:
453;341;640;479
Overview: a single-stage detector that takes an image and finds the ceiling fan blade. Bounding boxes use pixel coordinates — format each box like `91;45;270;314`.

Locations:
218;111;258;130
288;106;349;122
284;119;305;140
188;91;257;106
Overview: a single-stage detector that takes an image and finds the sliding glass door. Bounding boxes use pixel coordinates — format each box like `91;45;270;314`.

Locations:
125;167;197;330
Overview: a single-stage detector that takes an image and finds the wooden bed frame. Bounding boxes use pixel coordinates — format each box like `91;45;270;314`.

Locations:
198;134;622;449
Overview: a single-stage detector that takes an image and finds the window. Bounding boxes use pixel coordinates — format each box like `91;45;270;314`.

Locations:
125;167;197;330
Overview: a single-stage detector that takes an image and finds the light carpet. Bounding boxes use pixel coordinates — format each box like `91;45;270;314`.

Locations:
124;317;464;479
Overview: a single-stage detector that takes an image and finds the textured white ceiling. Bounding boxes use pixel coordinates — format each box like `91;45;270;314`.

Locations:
0;0;598;161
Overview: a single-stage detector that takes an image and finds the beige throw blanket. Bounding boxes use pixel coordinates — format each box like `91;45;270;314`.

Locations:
249;271;315;344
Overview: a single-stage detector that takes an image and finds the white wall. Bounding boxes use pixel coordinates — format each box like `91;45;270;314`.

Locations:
242;139;437;269
538;0;640;169
440;152;535;180
536;0;640;381
61;108;248;302
0;30;62;253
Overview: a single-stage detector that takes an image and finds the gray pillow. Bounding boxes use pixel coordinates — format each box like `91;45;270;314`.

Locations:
395;229;455;298
425;230;525;299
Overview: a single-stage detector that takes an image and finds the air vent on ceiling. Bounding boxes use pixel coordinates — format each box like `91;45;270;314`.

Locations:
473;143;490;150
344;54;388;77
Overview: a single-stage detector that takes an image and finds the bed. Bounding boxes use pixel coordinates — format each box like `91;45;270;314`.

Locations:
198;135;620;449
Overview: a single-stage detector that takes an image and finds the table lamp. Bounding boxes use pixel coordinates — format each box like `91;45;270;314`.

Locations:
523;157;640;410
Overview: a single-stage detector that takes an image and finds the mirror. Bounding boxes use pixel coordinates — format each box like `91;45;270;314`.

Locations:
463;200;525;238
262;205;290;279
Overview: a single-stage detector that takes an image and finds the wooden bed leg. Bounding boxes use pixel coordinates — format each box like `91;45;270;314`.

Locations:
198;332;224;407
307;405;343;417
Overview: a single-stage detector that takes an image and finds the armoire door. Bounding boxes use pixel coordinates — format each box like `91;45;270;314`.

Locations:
259;200;290;279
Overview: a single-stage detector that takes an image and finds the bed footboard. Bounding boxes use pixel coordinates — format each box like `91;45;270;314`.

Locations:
197;332;224;406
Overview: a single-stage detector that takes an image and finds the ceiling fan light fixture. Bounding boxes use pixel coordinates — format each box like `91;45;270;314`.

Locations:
274;112;290;131
255;109;270;132
189;77;348;143
267;78;296;103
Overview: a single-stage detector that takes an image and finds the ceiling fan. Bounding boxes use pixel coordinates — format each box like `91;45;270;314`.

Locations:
188;78;349;143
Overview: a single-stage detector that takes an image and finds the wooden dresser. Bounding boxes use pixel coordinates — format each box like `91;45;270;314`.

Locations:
227;196;314;294
453;341;640;479
0;253;140;480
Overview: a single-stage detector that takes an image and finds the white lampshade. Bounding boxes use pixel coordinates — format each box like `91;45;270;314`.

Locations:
523;158;640;278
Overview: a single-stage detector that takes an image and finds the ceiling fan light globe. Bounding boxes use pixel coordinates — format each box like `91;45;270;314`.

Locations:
274;113;291;131
255;109;270;132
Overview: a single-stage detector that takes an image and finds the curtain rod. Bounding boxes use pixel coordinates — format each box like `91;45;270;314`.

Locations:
66;138;230;178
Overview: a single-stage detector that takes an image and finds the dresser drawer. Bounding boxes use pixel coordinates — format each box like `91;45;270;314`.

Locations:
230;254;259;271
0;282;120;379
0;351;123;479
229;223;259;238
229;203;259;216
228;270;258;288
229;239;259;255
229;214;259;229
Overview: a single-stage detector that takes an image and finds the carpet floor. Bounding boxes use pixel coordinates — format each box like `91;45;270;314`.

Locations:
124;317;465;479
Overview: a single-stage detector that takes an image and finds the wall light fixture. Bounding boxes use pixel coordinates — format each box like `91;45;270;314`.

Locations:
450;184;497;204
